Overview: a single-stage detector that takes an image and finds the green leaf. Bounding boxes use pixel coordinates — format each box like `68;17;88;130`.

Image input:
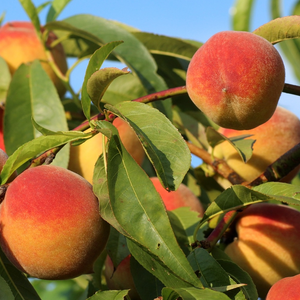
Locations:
105;227;130;268
253;15;300;44
0;57;11;103
0;130;91;184
187;248;231;288
132;32;199;60
198;185;271;227
87;67;130;112
81;41;123;120
92;120;201;289
62;14;172;118
102;73;146;106
18;0;41;37
217;259;258;300
161;286;231;300
0;248;41;300
131;256;165;300
108;101;191;191
207;127;255;163
87;290;130;300
0;275;14;300
231;0;255;31
4;60;69;168
46;0;72;22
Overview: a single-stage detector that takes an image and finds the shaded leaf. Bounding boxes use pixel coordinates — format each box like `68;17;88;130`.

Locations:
187;248;230;288
108;101;191;191
87;67;130;111
161;286;231;300
0;275;14;300
0;248;41;300
87;290;129;300
207;127;255;163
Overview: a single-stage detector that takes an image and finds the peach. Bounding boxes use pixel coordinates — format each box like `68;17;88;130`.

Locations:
266;274;300;300
0;21;68;97
68;118;145;184
224;203;300;298
150;177;204;217
0;165;110;280
186;31;285;130
104;255;140;300
214;106;300;183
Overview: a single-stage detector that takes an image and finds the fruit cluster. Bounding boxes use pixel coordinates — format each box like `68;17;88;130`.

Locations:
0;14;300;300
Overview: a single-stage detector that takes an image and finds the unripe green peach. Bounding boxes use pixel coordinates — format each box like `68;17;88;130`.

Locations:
214;106;300;184
68;118;145;184
0;165;110;280
150;177;204;217
0;21;68;97
224;203;300;298
186;31;285;130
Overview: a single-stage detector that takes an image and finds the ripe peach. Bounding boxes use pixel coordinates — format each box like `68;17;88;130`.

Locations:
186;31;285;130
0;165;110;280
104;255;140;300
68;118;145;184
214;106;300;183
150;177;204;217
224;203;300;298
0;21;68;97
266;274;300;300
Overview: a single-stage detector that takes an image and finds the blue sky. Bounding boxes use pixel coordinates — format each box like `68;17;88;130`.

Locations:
1;0;300;118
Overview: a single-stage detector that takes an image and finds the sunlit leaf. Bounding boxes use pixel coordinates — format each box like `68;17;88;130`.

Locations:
81;41;123;120
108;101;191;190
231;0;255;31
0;57;11;103
46;0;72;22
4;60;69;168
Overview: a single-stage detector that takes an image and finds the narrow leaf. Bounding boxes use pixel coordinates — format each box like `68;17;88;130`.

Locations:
87;290;129;300
81;41;123;120
0;57;11;103
0;130;91;184
18;0;41;37
162;286;231;300
107;101;191;191
231;0;255;31
0;248;41;300
87;67;130;111
46;0;72;22
207;127;255;163
92;120;201;289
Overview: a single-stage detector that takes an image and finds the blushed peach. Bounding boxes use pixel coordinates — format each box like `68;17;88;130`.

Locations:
186;31;285;130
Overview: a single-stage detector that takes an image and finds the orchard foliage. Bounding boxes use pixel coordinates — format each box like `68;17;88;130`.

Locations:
1;0;300;300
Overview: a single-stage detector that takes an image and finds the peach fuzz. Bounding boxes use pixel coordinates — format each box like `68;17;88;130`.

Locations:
0;21;68;97
266;274;300;300
0;165;110;280
224;203;300;298
186;31;285;130
68;118;145;184
150;177;204;217
104;255;140;300
214;106;300;184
